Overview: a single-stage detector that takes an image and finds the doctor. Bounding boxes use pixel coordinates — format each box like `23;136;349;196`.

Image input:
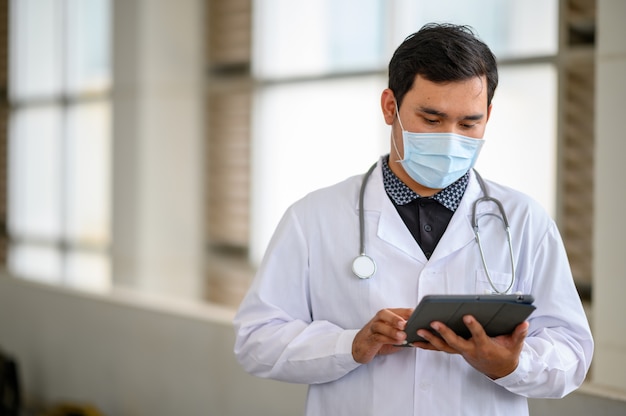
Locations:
234;23;593;415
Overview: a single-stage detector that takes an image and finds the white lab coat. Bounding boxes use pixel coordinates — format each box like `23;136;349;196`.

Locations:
234;160;593;416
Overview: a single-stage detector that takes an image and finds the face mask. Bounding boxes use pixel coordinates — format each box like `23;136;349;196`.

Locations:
393;108;484;189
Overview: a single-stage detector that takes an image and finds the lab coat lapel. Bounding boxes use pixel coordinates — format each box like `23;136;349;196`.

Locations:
378;195;424;262
358;163;487;263
357;161;426;263
427;171;483;263
360;161;425;263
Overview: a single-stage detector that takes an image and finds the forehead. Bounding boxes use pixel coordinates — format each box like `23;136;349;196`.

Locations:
405;75;488;113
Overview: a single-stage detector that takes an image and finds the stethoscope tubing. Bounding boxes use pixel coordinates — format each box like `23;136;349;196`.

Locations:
358;163;378;256
472;170;516;294
353;164;516;293
352;162;379;279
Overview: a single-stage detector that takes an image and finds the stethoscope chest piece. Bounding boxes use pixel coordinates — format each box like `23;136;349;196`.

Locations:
352;254;377;279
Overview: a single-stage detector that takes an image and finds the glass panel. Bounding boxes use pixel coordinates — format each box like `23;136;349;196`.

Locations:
65;101;111;244
253;0;385;79
250;75;388;263
65;0;112;94
253;0;558;81
250;71;557;262
8;243;62;284
8;106;63;239
251;1;560;264
66;249;111;292
475;63;557;216
9;0;112;290
392;0;558;59
9;0;63;99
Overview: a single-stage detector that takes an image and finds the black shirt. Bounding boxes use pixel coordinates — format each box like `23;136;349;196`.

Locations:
381;155;469;259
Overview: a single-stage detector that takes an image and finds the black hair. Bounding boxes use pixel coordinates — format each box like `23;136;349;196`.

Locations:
388;23;498;108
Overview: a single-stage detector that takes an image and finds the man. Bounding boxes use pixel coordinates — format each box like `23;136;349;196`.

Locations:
234;23;593;415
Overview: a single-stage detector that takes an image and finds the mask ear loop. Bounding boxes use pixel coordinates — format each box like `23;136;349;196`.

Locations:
392;102;405;163
394;102;406;130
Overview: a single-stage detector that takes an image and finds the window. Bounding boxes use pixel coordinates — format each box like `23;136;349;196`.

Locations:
250;0;559;264
8;0;112;291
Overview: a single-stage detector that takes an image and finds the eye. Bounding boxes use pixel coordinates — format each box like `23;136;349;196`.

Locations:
424;117;439;125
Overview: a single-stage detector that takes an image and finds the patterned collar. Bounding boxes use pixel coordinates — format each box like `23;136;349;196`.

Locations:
382;155;469;212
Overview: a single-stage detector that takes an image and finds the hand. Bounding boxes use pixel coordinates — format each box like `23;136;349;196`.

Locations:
352;308;413;364
412;315;529;379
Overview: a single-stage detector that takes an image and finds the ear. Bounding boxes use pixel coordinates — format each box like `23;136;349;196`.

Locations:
486;103;493;123
381;89;397;126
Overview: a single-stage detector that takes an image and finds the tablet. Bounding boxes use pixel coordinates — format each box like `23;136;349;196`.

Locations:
403;294;535;344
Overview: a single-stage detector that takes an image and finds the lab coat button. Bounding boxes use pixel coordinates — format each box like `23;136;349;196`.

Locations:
424;224;432;232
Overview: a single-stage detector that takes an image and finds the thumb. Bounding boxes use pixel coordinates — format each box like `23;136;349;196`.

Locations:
512;321;529;343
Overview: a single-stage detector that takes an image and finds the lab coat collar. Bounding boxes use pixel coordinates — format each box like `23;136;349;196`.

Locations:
427;170;483;263
357;159;424;262
358;162;485;264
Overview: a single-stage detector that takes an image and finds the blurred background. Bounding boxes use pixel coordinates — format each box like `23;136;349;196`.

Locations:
0;0;624;415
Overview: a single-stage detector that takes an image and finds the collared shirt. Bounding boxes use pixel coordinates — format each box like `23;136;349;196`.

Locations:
382;155;469;259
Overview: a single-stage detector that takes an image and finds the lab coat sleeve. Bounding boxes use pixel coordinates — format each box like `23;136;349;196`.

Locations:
233;204;362;384
494;222;594;398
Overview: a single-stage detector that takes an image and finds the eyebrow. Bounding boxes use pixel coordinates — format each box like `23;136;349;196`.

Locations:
419;106;485;121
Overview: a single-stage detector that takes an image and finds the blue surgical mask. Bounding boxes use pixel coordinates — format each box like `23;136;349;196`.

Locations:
393;109;484;189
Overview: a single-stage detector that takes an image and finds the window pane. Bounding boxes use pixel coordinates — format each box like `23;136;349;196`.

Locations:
9;0;63;99
392;0;558;58
65;0;112;93
253;0;558;82
8;243;62;284
65;101;111;244
8;106;63;239
475;64;557;216
66;249;111;292
9;0;112;290
253;0;385;79
251;75;388;263
251;2;560;266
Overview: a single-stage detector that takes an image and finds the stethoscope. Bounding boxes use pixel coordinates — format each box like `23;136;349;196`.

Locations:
351;163;516;294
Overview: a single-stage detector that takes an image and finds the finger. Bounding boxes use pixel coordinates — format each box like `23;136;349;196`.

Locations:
412;341;438;351
511;321;529;344
462;315;489;344
370;319;407;344
430;321;466;350
378;308;409;331
388;307;414;322
416;327;458;354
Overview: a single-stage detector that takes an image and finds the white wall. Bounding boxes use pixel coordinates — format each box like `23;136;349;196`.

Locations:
0;274;306;415
111;0;205;300
592;0;626;391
